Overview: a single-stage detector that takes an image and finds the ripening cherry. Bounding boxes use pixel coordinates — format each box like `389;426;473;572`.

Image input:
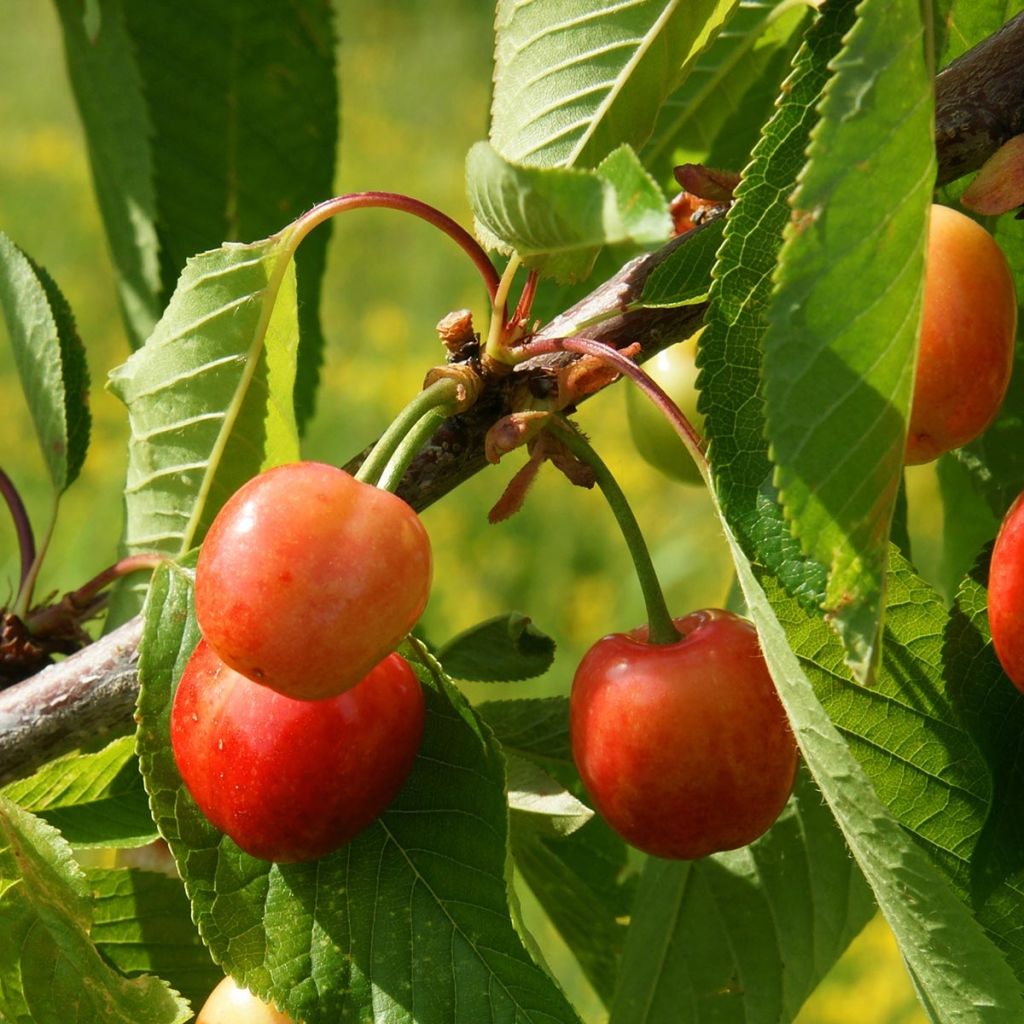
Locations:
196;976;294;1024
195;461;431;700
905;205;1016;465
171;640;425;862
988;490;1024;693
570;609;798;860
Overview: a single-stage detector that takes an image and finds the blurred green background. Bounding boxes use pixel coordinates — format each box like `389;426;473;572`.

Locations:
0;3;929;1021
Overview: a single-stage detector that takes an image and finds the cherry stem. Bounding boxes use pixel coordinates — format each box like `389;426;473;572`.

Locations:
510;270;539;329
484;256;523;364
376;408;448;494
513;335;709;481
549;417;681;646
355;378;461;488
286;192;501;302
25;552;165;635
0;468;36;599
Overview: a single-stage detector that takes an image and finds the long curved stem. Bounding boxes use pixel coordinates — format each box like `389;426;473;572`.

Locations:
354;378;461;488
515;335;709;483
25;553;165;635
549;417;680;645
0;468;35;597
376;409;448;494
286;192;501;301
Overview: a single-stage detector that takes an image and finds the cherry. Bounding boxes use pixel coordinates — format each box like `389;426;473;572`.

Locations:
170;640;425;862
988;490;1024;692
570;608;798;860
625;333;705;486
905;204;1016;465
196;976;294;1024
195;461;431;700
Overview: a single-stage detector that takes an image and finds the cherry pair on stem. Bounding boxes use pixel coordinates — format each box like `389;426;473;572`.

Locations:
171;379;463;864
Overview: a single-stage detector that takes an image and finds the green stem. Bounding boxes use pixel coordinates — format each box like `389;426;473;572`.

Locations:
483;256;522;364
376;409;448;494
354;378;460;487
550;417;680;645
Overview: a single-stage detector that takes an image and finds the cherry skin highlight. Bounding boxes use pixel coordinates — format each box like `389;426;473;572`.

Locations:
196;976;294;1024
988;491;1024;693
570;609;798;860
195;461;431;700
905;205;1016;465
170;640;425;863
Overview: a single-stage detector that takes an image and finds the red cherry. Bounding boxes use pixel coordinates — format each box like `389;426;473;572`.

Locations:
989;491;1024;693
170;639;425;863
570;609;798;860
195;461;431;700
905;205;1016;465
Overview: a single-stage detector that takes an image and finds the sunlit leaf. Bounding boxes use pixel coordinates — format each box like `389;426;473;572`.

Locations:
761;0;935;681
642;0;812;181
0;798;189;1024
2;736;156;849
723;532;1024;1021
491;0;736;169
506;754;593;837
88;866;220;1013
0;231;90;494
108;235;301;563
640;216;725;307
467;142;670;281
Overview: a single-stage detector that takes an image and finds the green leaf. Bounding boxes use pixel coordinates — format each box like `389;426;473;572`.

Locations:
640;216;726;307
467;142;671;282
53;0;163;347
477;697;574;768
482;697;635;1006
946;560;1024;975
936;1;1024;67
136;565;582;1024
642;0;812;180
56;0;337;422
957;213;1024;518
506;754;594;837
120;1;338;423
610;767;875;1023
108;234;301;566
0;797;189;1024
2;737;156;849
513;812;635;1009
437;613;557;682
721;533;1024;1021
936;455;1000;600
490;0;737;170
699;2;850;614
761;0;936;682
88;866;220;1013
0;231;91;494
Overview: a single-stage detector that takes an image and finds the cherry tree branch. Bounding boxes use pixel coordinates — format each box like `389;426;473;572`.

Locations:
2;13;1021;783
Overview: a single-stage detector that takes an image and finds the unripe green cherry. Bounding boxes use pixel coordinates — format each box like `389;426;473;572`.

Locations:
626;333;705;485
